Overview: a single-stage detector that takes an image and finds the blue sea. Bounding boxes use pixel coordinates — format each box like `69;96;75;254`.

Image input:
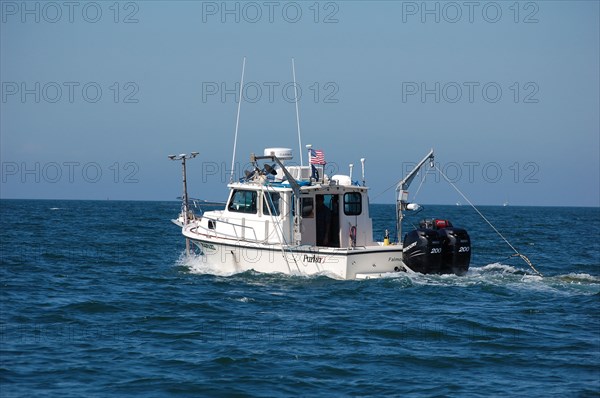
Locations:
1;200;599;397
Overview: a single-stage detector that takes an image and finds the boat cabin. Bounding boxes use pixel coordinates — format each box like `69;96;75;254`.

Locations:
198;148;374;249
218;180;374;249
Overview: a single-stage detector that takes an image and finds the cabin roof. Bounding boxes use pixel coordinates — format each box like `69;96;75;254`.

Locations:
226;181;369;193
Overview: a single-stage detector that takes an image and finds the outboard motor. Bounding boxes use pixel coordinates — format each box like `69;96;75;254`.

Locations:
403;219;471;275
438;227;471;275
402;229;443;274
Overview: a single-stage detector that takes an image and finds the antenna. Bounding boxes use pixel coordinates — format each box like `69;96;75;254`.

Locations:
349;164;354;181
292;58;303;167
230;57;246;183
168;152;198;256
360;158;366;186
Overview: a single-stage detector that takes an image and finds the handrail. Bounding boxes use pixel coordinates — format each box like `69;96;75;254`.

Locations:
192;216;259;242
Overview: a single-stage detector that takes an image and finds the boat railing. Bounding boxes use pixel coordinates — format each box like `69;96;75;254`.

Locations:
191;216;259;242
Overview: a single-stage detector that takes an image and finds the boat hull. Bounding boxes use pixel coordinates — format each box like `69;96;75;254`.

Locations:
185;235;408;280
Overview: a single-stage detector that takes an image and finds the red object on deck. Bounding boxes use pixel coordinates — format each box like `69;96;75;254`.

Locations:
435;219;452;229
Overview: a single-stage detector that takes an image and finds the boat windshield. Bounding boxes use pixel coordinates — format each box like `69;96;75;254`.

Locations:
228;190;257;214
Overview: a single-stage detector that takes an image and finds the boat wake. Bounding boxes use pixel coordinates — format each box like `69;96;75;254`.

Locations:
176;252;239;277
398;263;600;295
470;263;600;285
175;252;599;295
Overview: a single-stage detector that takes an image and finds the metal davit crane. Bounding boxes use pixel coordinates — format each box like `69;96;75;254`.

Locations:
395;149;435;244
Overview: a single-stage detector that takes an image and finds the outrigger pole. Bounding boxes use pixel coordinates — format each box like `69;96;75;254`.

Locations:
396;149;435;244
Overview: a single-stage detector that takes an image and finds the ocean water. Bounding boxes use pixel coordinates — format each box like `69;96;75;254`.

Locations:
1;199;598;397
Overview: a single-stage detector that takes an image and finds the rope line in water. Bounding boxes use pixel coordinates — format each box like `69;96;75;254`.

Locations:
434;164;543;277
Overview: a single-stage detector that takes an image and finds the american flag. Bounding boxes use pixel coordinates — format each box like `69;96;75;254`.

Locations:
310;149;326;165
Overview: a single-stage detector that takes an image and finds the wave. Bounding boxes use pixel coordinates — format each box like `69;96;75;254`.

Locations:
399;264;600;295
174;252;599;295
176;252;239;277
469;263;524;275
558;273;600;283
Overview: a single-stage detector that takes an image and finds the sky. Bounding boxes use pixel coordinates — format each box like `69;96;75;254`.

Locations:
1;0;599;206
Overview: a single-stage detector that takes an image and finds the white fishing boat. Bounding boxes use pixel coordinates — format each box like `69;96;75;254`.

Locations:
171;147;471;280
170;59;472;280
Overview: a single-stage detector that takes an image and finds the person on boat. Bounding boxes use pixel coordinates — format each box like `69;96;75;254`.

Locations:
316;195;331;247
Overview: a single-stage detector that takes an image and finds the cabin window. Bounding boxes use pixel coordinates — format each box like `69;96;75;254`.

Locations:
344;192;362;215
228;190;257;214
263;192;281;216
302;198;314;218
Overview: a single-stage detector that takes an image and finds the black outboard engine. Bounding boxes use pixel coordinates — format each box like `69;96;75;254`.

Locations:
402;229;443;274
403;219;471;275
438;227;471;275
